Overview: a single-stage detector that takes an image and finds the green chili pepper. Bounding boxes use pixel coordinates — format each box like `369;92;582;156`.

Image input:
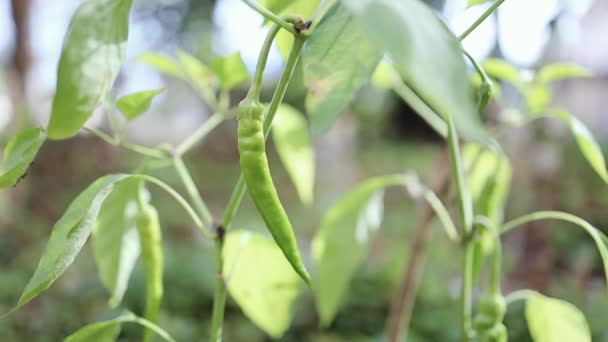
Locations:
237;97;312;286
136;203;164;342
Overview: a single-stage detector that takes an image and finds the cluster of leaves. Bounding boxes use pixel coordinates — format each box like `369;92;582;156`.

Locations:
1;0;608;341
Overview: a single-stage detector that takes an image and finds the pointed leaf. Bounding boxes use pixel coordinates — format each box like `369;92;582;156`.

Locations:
312;174;406;326
65;317;121;342
92;178;142;307
525;83;551;115
538;63;591;83
550;108;608;182
138;53;184;78
0;127;46;188
342;0;486;141
12;175;130;311
371;60;397;91
271;104;315;204
64;311;175;342
526;293;591;342
303;3;383;134
176;49;215;90
210;52;249;90
224;231;301;338
47;0;133;139
116;88;164;121
468;0;492;7
482;58;522;87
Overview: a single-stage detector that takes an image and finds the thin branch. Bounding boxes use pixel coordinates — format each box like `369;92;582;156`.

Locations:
241;0;298;35
175;112;224;156
172;156;214;225
386;147;452;342
136;175;214;239
458;0;506;41
84;126;169;159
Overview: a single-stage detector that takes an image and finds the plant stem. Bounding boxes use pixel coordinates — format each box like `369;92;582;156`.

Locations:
173;156;214;225
222;175;247;228
247;23;282;101
136;175;213;239
461;242;475;342
221;35;306;229
84;126;169;159
209;227;227;342
490;233;502;295
501;210;592;234
473;216;503;296
463;49;491;87
458;0;506;41
241;0;298;35
386;148;451;342
262;36;306;134
446;111;474;341
176;112;224;156
447;116;473;235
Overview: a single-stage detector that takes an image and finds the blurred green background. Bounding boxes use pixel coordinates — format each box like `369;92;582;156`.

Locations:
1;0;608;341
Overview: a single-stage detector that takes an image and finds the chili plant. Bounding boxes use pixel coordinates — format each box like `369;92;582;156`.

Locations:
1;0;607;341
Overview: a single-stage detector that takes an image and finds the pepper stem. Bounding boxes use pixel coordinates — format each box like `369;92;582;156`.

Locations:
246;14;305;103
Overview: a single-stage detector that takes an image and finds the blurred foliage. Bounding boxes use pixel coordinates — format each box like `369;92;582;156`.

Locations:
1;0;608;341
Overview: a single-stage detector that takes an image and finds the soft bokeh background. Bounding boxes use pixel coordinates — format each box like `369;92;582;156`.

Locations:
1;0;608;341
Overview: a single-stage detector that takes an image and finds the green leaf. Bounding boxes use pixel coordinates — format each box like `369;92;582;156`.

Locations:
176;49;214;90
303;3;383;134
138;53;184;78
468;0;492;7
92;178;142;307
271;104;315;204
116;88;164;120
224;231;301;338
11;175;130;311
525;293;591;342
259;0;293;14
65;317;121;342
64;311;175;342
209;52;249;90
312;174;407;326
482;58;522;87
0;127;46;188
47;0;133;140
371;60;397;91
342;0;485;141
538;63;591;83
550;108;608;183
273;0;321;59
525;83;551;115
